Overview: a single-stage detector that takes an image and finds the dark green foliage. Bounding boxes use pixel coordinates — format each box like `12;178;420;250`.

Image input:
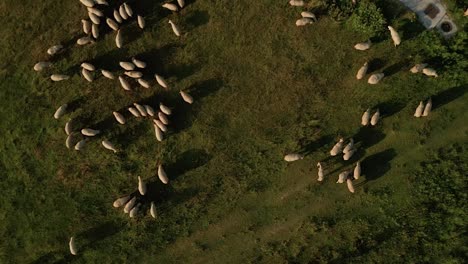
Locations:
348;0;387;38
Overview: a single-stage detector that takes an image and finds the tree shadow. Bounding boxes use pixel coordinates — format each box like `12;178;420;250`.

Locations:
356;148;397;186
432;85;467;111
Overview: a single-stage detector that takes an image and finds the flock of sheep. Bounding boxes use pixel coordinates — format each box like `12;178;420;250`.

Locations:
33;0;192;256
285;1;436;194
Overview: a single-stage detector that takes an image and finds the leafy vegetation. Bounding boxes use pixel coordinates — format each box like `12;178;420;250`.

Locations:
348;0;387;38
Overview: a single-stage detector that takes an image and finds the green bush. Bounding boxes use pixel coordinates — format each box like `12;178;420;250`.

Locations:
348;1;386;38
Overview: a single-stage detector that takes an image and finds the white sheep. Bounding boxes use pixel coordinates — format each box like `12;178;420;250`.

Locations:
77;36;93;45
129;204;139;218
346;179;355;193
82;68;94;82
119;5;129;20
54;104;67;119
367;73;384;84
284;153;304;162
128;107;141;117
120;61;135;71
160;103;172;115
289;0;304;6
154;119;168;132
74;139;87;151
465;8;468;16
162;3;178;11
158;164;169;184
80;0;94;8
81;62;95;71
337;171;349;183
422;98;432;117
168;20;181;37
81;19;91;34
330;138;344;156
422;68;438;77
361;108;371;126
356;62;368;80
370;109;380;126
150;202;157;218
158;111;169;125
125;71;143;79
301;11;317;21
343;149;355;161
102;140;117;153
66;134;74;149
34;61;52;71
101;69;115;79
96;0;108;5
88;12;100;24
178;0;185;8
137;15;145;29
124;3;133;17
114;9;123;23
132;57;147;68
124;197;136;213
137;78;150;88
410;63;427;73
91;23;99;39
134;103;148;117
155;74;168;89
113;196;130;208
343;138;354;153
180;90;194;104
354;40;371;51
138;176;146;195
69;237;77;255
388;26;401;47
145;105;155;117
154;124;163;141
353;162;361;180
81;128;100;136
115;29;123;48
65;119;73;135
113;111;126;124
106;18;119;31
317;162;324;181
295;18;314;26
414;101;424;117
47;45;63;55
87;7;104;17
51;74;70;81
119;76;131;91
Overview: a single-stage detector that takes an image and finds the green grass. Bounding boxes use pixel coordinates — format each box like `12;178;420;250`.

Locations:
0;0;467;263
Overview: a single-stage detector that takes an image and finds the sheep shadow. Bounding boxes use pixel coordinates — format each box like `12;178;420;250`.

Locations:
165;148;212;181
399;18;426;41
432;85;467;111
137;43;185;77
367;58;385;73
184;10;210;31
374;99;407;117
383;59;410;77
357;148;397;186
354;127;386;149
299;134;335;156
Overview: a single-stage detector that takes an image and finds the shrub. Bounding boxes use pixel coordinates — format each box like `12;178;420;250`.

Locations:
348;1;386;38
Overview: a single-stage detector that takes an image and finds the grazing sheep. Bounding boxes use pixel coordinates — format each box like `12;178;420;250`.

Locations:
66;134;74;149
128;107;141;117
115;30;123;48
120;61;135;71
301;11;317;21
180;90;194;104
158;111;169;125
295;18;314;26
317;162;324;182
343;149;355;161
132;57;147;68
34;61;52;71
51;74;70;81
354;40;371;51
81;19;91;34
138;176;146;195
162;3;178;11
124;3;133;17
422;68;438;77
154;74;168;89
87;7;104;17
367;73;384;84
82;68;94;82
337;171;349;183
343;138;354;154
114;9;123;23
74;140;86;151
81;128;100;136
101;69;115;79
330;138;344;156
119;5;129;20
353;162;361;180
289;0;305;6
153;119;168;132
65;119;73;135
119;76;131;91
113;111;126;124
388;26;401;47
81;62;95;71
134;103;148;117
160;103;172;115
106;18;119;31
125;71;143;78
102;140;117;153
113;196;130;208
150;202;157;218
361;108;371;126
356;62;368;80
137;15;145;29
410;63;427;73
346;179;355;193
158;164;169;184
154;124;163;141
178;0;185;8
96;0;108;5
91;23;99;38
137;79;150;88
422;98;432;117
69;237;77;255
414;101;424;117
168;20;181;36
284;153;304;162
465;8;468;16
54;104;67;119
124;197;136;213
370;109;380;126
47;45;63;55
80;0;94;8
129;204;139;218
88;12;101;24
77;36;93;45
145;105;155;117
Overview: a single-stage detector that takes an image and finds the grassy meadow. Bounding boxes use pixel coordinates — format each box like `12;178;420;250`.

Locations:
0;0;466;263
